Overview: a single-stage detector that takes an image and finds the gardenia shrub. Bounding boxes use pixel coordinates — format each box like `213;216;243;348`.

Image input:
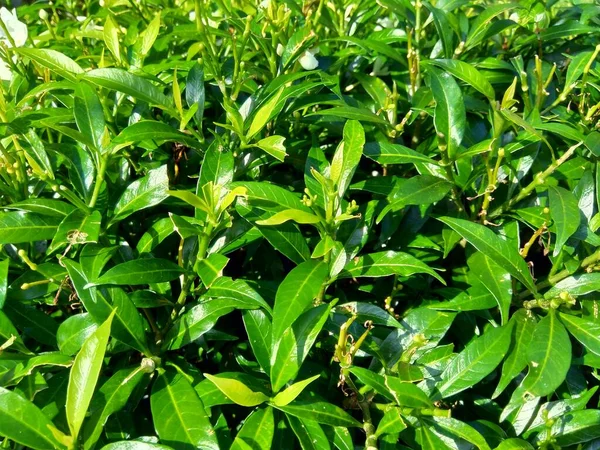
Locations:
0;0;600;448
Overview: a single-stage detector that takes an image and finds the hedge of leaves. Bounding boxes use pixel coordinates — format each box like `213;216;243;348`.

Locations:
1;0;600;449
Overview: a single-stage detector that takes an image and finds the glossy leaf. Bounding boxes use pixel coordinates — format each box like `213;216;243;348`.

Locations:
151;370;218;450
548;185;580;256
271;260;328;344
230;406;275;450
86;258;184;287
204;373;269;407
523;311;572;397
437;217;537;293
66;311;114;441
438;323;512;398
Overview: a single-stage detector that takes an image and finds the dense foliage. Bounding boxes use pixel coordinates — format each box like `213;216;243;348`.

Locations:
1;0;600;448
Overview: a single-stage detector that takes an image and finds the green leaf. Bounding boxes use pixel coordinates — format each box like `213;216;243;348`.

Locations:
523;310;571;397
111;121;200;151
428;67;466;160
468;253;512;325
337;250;444;284
256;208;321;226
438;323;512;398
247;88;284;139
243;309;272;373
427;59;495;100
427;416;491;450
494;309;536;398
330;120;365;196
199;140;233;188
347;367;394;402
204;373;270;407
186;63;205;123
559;313;600;357
111;165;170;224
84;69;172;110
206;277;272;313
272;375;320;407
196;253;229;288
256;135;287;161
287;416;331;450
103;15;121;62
464;3;519;49
270;304;331;392
0;386;67;449
151;370;218;450
86;258;184;287
82;367;148;450
0;259;8;309
75;83;106;152
274;401;362;428
230;407;275;450
17;48;83;82
101;442;173;450
363;141;435;165
495;439;534;450
423;2;454;58
437;217;537;293
335;302;402;328
375;407;407;437
64;260;150;355
0;310;30;354
548;185;580;256
377;175;453;222
4;199;75;217
57;313;98;356
0;212;61;244
545;272;600;298
384;376;433;408
50;209;102;252
66;310;115;441
271;260;328;344
546;410;600;447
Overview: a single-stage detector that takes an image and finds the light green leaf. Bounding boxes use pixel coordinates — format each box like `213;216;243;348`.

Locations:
248;88;284;139
256;135;287;161
256;208;321;226
75;83;106;151
204;373;269;406
0;212;61;244
111;121;200;151
272;375;320;407
384;376;433;408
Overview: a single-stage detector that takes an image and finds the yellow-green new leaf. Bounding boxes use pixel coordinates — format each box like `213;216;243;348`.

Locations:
256;209;321;226
272;374;320;406
204;373;270;407
247;88;284;139
256;135;287;161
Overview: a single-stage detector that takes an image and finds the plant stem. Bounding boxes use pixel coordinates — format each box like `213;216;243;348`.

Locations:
489;142;582;218
89;157;107;208
343;369;378;450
